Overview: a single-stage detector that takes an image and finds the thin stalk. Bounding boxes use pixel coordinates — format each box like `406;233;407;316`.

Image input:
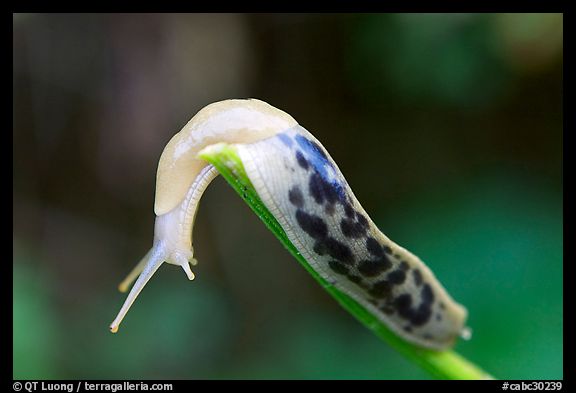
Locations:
199;143;494;380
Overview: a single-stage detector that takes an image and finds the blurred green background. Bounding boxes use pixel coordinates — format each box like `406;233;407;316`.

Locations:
13;13;562;379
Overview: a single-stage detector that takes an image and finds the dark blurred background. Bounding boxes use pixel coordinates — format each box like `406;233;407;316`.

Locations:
13;13;562;379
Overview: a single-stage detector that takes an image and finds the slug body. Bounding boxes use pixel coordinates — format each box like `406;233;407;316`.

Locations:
110;99;468;350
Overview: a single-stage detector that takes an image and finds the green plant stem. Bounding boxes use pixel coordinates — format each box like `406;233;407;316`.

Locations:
199;143;494;380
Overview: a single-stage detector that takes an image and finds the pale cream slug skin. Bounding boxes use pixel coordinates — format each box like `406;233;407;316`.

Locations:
110;99;468;350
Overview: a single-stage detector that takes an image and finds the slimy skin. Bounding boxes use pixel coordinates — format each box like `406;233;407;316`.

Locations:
154;99;297;216
109;99;468;350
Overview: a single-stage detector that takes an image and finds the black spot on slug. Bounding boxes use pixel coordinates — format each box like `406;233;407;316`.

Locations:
356;213;368;228
323;237;354;264
347;274;363;285
295;150;309;170
357;261;382;277
328;260;349;275
436;314;442;321
309;173;325;204
399;261;409;271
383;245;392;254
295;210;327;240
308;172;344;206
339;209;370;239
312;236;354;264
344;203;355;218
313;242;325;255
411;306;432;326
308;173;324;205
394;294;413;318
421;283;435;305
387;269;407;285
413;269;423;286
369;280;392;299
404;326;413;333
366;237;384;257
340;218;367;239
294;134;336;182
326;183;344;205
358;255;392;277
288;186;304;208
394;292;433;327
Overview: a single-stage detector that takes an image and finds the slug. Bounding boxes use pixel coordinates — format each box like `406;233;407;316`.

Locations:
109;98;468;350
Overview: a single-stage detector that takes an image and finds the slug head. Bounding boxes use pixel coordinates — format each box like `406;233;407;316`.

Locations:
154;99;297;216
110;99;297;333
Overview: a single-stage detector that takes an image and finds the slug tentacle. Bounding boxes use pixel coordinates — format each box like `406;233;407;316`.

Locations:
118;249;152;293
110;98;468;350
110;246;166;333
110;165;219;332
